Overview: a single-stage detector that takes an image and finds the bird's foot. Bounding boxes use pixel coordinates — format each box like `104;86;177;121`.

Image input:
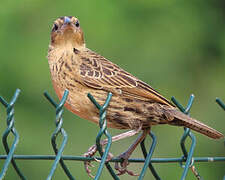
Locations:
115;152;139;176
83;144;113;178
83;129;142;178
83;144;98;178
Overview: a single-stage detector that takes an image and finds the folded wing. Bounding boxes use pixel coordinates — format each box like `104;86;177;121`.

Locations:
79;49;173;107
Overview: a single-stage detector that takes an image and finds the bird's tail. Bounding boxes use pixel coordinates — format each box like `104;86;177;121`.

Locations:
166;109;224;139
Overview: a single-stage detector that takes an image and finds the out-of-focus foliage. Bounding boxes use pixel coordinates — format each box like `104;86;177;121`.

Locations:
0;0;224;179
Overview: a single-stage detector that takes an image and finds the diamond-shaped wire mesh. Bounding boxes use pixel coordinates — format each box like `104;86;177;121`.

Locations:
0;89;224;180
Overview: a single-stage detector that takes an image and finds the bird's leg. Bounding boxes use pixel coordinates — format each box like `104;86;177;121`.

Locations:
115;128;150;176
83;126;142;178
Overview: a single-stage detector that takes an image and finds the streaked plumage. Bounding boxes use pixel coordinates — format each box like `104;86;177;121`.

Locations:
47;16;223;176
48;16;223;139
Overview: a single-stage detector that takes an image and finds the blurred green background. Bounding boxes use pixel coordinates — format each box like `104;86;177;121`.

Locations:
0;0;224;179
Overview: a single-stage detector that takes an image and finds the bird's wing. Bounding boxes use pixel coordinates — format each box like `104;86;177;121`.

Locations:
79;50;174;106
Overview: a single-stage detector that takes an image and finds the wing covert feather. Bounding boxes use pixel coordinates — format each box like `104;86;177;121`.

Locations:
79;50;173;106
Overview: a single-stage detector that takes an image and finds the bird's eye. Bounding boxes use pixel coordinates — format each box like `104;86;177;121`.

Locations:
52;24;58;31
75;21;80;27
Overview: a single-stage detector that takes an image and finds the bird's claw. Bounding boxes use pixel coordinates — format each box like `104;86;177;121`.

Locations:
83;144;114;178
83;144;98;178
84;161;95;178
114;153;139;176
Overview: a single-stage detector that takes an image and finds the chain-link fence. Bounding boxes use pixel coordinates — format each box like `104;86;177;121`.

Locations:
0;89;224;180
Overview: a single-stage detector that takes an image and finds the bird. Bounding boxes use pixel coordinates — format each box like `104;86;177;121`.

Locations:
47;16;224;177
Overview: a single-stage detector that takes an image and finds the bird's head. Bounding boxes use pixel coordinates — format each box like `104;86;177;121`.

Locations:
50;16;85;49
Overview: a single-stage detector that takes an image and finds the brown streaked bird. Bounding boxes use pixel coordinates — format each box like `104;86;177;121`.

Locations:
47;16;224;177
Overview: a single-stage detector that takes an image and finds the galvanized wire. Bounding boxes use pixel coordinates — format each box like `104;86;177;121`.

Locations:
44;90;75;180
171;95;200;180
0;89;26;180
0;154;224;163
216;98;225;111
87;92;119;180
0;89;224;180
139;132;158;180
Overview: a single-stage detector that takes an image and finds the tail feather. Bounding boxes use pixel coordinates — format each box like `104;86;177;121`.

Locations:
167;109;224;139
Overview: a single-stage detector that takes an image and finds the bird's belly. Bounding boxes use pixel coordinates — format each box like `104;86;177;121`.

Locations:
51;78;162;130
51;79;99;121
